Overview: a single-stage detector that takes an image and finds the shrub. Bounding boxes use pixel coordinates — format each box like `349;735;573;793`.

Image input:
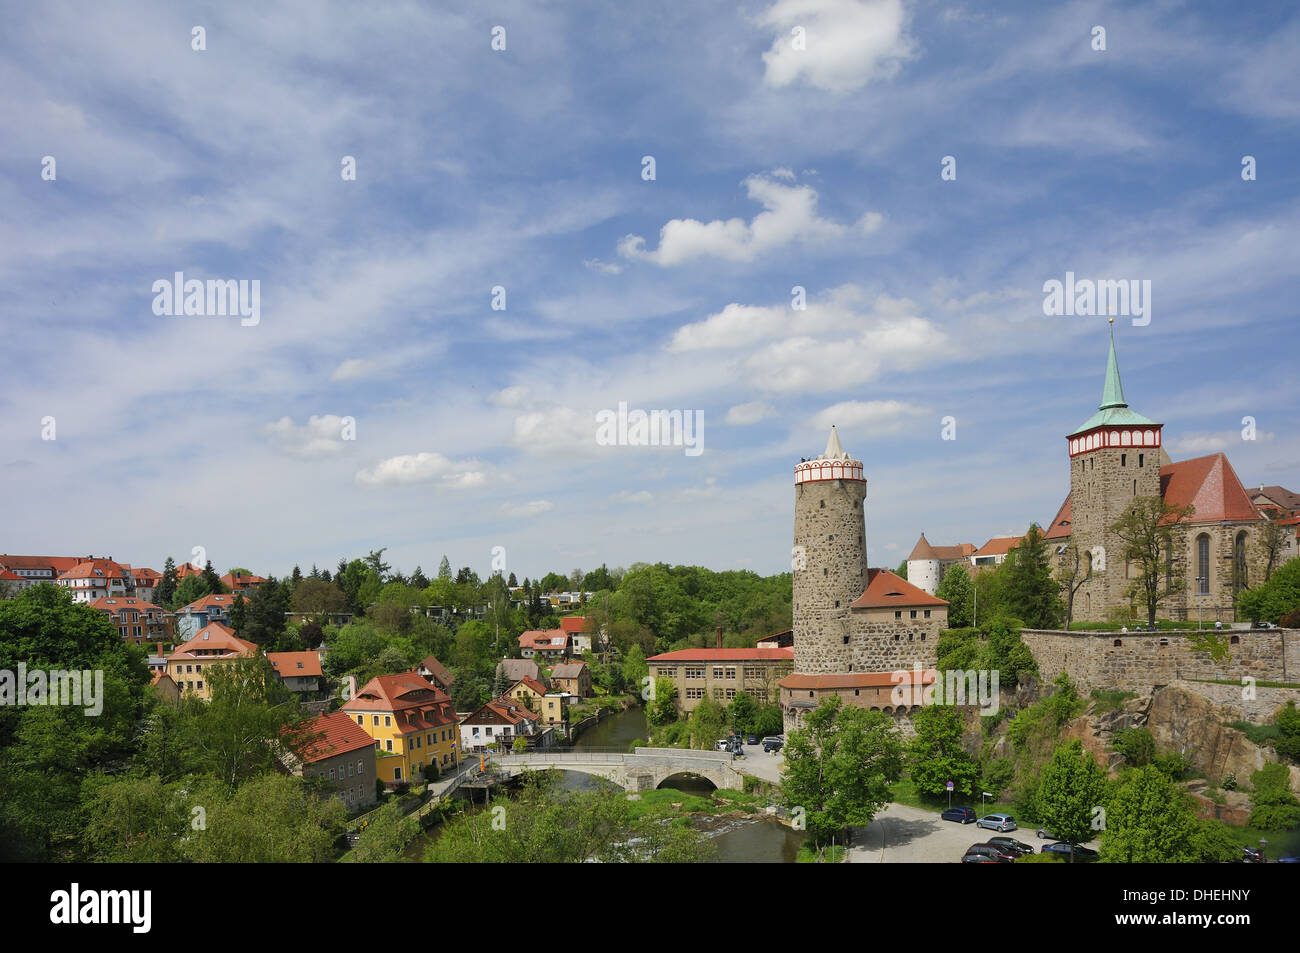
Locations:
1113;727;1155;766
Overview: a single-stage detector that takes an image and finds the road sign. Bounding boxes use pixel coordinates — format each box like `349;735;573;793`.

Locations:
946;781;954;791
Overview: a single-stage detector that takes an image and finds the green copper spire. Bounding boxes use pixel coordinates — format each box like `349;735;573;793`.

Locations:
1099;321;1126;410
1067;320;1161;437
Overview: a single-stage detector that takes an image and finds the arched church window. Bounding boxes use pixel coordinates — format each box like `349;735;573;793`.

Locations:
1197;535;1210;594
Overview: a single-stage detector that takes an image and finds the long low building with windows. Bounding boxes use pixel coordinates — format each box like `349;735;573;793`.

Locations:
646;647;794;713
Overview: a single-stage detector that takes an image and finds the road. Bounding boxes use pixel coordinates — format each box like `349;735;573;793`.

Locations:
848;803;1101;863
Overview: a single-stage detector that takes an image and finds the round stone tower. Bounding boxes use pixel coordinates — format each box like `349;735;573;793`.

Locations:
792;426;868;674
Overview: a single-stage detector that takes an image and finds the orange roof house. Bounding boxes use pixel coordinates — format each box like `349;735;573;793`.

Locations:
849;568;949;610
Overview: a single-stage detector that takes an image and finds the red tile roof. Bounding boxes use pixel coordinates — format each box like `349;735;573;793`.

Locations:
559;616;587;635
57;558;131;581
464;696;542;726
850;568;949;609
780;670;936;690
221;572;266;590
342;673;459;729
975;536;1025;558
0;555;82;574
907;536;974;561
178;593;241;612
167;623;258;662
510;676;548;696
174;562;204;578
292;711;376;763
646;647;794;662
89;596;166;617
414;655;454;687
519;629;568;649
1252;485;1300;512
1160;453;1261;523
0;568;23;582
267;651;323;679
1044;495;1072;539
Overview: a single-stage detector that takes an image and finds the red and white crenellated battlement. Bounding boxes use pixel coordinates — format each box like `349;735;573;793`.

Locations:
794;457;865;484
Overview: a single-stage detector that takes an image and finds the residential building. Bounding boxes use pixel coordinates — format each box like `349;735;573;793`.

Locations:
1251;485;1300;518
56;558;133;603
165;622;258;700
549;660;592;697
411;655;455;695
149;670;181;704
124;566;162;603
507;676;572;726
341;673;460;786
0;554;82;587
90;596;170;647
647;647;795;713
221;571;267;591
496;658;541;686
175;592;241;640
459;696;554;752
282;711;378;810
518;629;570;660
267;651;324;694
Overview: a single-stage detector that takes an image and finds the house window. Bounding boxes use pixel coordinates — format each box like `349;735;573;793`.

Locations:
713;667;723;679
472;727;480;737
894;611;901;619
713;687;724;700
373;715;380;726
384;715;391;727
685;667;705;679
357;715;363;726
725;667;736;679
348;763;354;776
909;610;917;619
923;610;931;619
385;739;393;752
329;767;336;780
357;759;363;774
1234;531;1248;597
196;681;203;690
394;767;402;780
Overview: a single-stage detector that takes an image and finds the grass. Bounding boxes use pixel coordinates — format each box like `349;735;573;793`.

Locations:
1090;689;1139;714
622;786;775;821
1197;678;1300;690
1227;720;1281;745
797;843;846;863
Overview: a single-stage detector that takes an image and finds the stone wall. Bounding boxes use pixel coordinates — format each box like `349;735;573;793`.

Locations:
1020;628;1297;694
792;477;867;673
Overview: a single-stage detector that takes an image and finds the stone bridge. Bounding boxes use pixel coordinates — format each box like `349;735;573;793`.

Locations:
490;747;748;792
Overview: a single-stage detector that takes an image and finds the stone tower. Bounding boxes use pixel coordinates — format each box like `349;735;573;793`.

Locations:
792;426;868;673
1067;324;1165;621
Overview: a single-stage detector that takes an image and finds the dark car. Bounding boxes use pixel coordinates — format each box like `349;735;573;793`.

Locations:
987;836;1035;856
964;843;1016;863
961;852;1000;863
762;738;783;752
1041;842;1100;862
746;734;760;745
942;806;977;824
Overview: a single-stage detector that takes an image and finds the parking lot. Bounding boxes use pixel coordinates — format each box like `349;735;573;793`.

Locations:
848;803;1101;863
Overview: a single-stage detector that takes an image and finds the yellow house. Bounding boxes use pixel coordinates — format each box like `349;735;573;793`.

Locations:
342;672;461;786
165;622;258;700
507;676;570;726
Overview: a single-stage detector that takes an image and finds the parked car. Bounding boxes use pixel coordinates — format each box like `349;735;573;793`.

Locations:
964;843;1017;863
976;813;1017;832
746;734;760;745
942;806;977;824
715;739;732;751
1040;842;1100;862
961;851;1000;863
1036;827;1059;840
1253;621;1276;629
987;836;1035;855
762;737;784;752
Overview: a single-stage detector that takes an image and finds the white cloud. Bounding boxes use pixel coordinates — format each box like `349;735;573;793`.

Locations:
726;401;776;425
810;399;928;435
330;358;378;381
500;500;554;517
614;490;653;504
1167;431;1274;455
512;405;598;455
354;452;488;488
583;257;624;275
491;385;532;408
670;284;888;352
618;174;878;266
264;415;355;458
758;0;917;94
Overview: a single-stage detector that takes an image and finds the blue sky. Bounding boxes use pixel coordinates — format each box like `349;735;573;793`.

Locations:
2;0;1298;582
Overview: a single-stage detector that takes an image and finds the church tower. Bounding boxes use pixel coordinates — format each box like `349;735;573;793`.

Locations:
1067;322;1164;620
792;426;868;673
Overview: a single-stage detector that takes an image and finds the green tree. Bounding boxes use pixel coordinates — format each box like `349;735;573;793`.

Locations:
1237;556;1300;624
173;573;209;610
621;644;648;693
350;799;418;862
1112;726;1155;767
364;548;391;581
688;696;726;750
1109;497;1196;627
1102;764;1200;863
437;556;452;581
80;774;189;862
727;691;758;735
201;560;225;594
894;560;908;580
1247;762;1300;830
648;677;678;726
780;696;902;846
907;705;979;799
1275;700;1300;764
1256;515;1291;584
157;557;178;609
1002;525;1064;628
935;563;974;628
292;577;350;617
182;774;346;863
239;578;290;647
1035;739;1107;857
1055;543;1093;631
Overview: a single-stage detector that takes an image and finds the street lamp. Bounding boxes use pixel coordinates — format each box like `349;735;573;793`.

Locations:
981;791;993;813
1195;576;1206;631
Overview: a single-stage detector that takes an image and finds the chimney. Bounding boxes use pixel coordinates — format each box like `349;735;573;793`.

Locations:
156;642;163;657
716;626;723;649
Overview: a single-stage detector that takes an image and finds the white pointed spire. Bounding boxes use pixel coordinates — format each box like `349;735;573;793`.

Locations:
820;425;849;461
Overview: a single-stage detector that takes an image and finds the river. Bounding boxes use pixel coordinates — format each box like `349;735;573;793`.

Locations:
404;703;804;862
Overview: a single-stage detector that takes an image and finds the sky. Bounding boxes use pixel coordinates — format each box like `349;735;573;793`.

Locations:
2;0;1298;583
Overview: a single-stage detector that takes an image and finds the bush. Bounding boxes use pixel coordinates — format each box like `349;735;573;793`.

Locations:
1152;752;1192;781
1248;762;1300;830
1113;727;1155;767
